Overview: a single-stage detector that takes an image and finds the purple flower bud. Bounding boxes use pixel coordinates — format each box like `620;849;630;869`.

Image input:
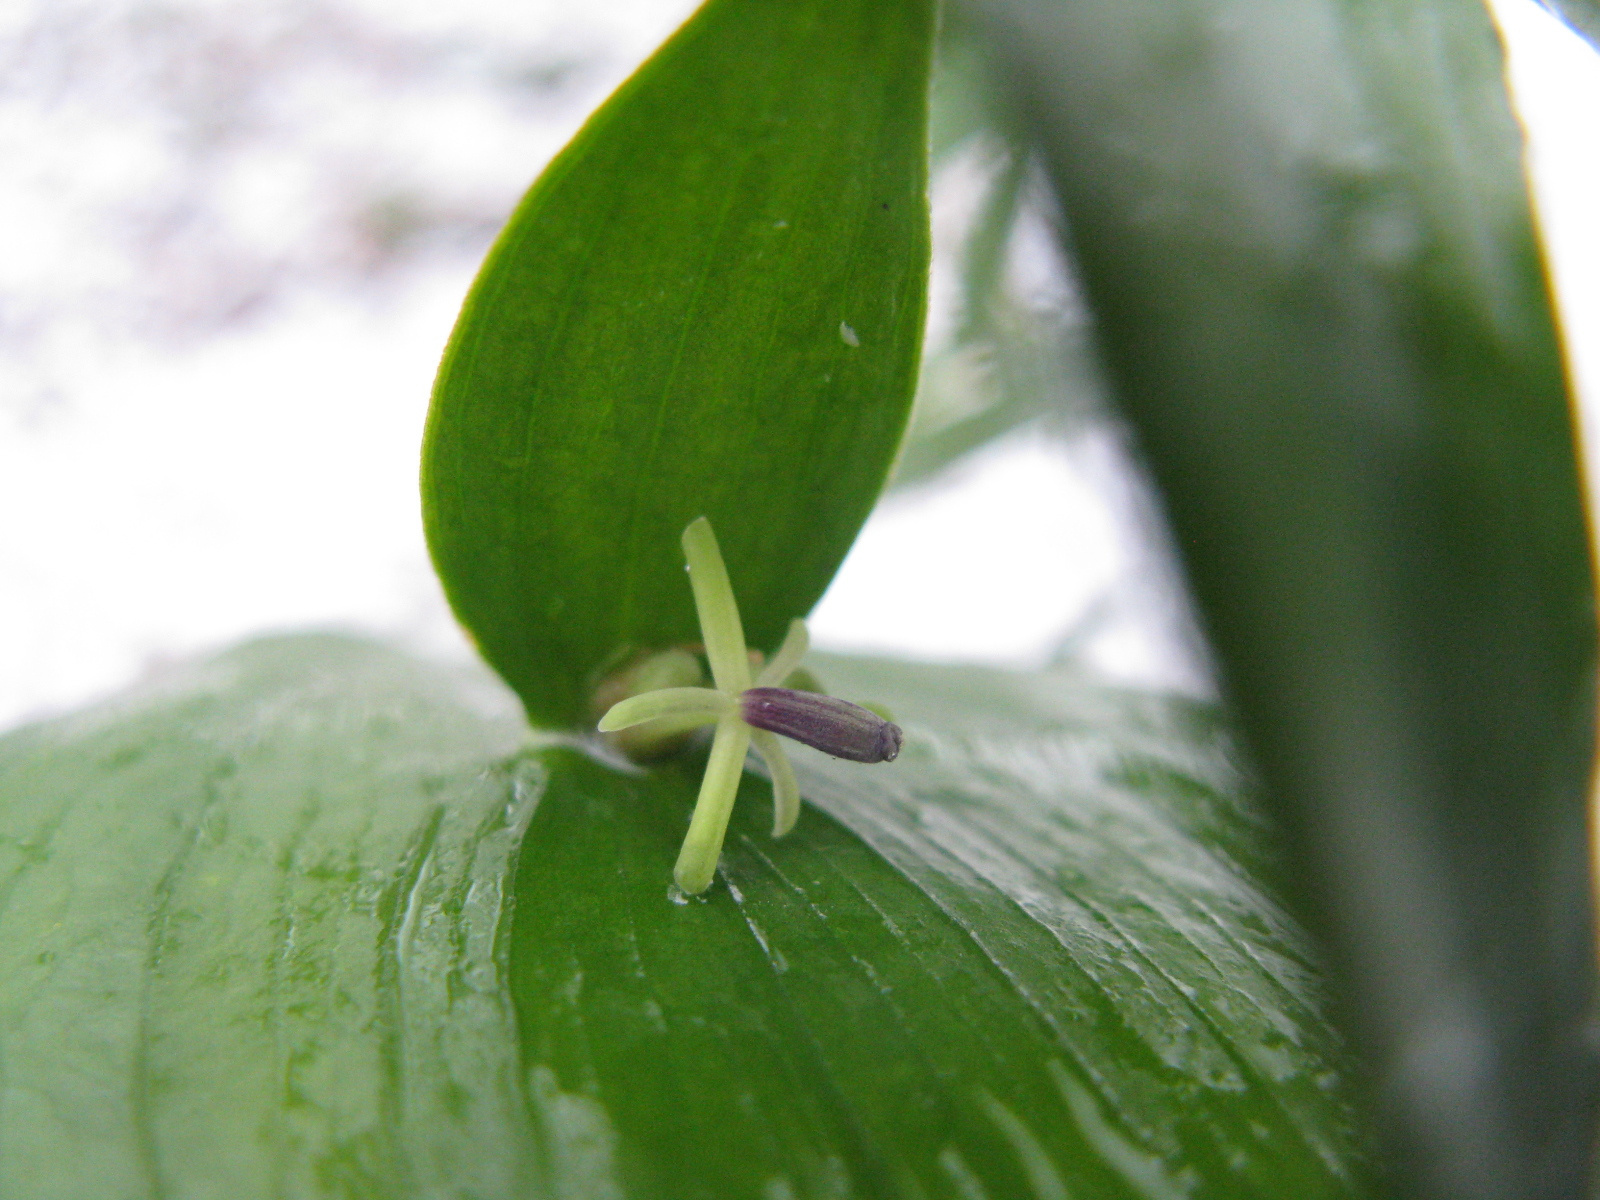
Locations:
739;687;902;763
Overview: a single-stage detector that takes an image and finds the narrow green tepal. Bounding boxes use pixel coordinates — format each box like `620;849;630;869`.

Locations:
422;0;935;727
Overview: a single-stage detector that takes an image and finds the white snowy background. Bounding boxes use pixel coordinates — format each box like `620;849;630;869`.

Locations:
0;0;1595;731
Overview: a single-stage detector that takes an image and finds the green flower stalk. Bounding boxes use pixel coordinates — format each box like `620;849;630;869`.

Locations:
598;516;901;894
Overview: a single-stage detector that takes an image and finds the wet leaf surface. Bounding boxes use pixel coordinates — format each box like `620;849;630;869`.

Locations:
0;636;1377;1197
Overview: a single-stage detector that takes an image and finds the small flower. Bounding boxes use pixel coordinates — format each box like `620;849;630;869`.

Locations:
598;516;902;894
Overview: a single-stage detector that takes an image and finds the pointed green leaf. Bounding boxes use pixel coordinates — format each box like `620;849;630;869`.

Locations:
422;0;934;728
0;635;1379;1197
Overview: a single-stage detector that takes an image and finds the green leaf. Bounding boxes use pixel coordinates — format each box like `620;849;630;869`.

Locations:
0;636;537;1197
421;0;934;729
968;0;1598;1193
516;651;1380;1198
893;23;1107;491
1533;0;1600;53
928;15;1017;165
0;635;1379;1198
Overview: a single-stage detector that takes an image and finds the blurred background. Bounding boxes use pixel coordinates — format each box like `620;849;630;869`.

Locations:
0;0;1594;732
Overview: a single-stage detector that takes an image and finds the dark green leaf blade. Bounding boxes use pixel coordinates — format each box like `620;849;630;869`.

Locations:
422;0;934;728
511;652;1380;1199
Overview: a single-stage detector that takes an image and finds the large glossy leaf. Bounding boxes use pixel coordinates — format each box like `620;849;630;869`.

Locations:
965;0;1598;1195
0;635;1379;1198
0;636;536;1197
421;0;934;728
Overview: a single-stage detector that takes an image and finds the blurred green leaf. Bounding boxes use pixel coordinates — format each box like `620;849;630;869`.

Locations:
0;635;1379;1198
894;24;1108;490
968;0;1598;1194
1533;0;1600;51
421;0;934;729
894;280;1106;489
929;16;1019;164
